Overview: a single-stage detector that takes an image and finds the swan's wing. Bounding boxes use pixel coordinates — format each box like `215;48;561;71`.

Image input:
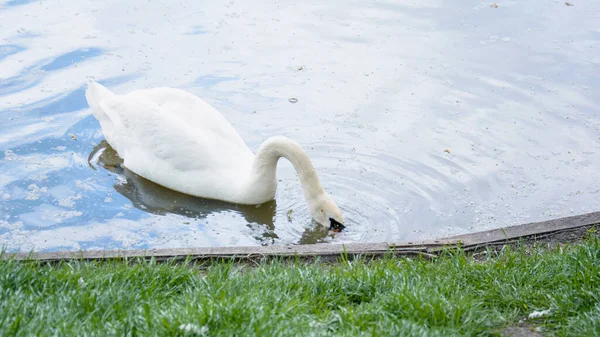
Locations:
98;95;254;175
125;87;248;151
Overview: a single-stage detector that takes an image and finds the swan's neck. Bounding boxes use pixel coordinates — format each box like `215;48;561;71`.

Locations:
251;136;324;202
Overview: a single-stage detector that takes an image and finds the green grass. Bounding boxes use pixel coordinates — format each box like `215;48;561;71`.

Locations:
1;237;600;337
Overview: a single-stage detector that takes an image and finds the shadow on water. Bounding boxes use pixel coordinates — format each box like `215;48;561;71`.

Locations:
88;141;332;245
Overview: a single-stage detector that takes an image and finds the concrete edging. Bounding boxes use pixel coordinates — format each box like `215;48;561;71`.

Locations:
5;211;600;263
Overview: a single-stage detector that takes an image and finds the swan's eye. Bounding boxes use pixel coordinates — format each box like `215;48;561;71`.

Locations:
329;218;345;232
320;209;323;213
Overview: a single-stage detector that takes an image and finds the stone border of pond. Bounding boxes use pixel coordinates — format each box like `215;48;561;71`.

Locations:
5;211;600;263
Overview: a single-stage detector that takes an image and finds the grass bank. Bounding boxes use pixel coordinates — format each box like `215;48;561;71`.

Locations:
1;236;600;336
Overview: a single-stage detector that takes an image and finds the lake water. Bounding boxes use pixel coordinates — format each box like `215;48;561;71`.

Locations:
1;0;599;252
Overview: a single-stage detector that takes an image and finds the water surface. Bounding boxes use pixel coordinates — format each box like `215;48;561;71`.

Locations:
1;0;599;252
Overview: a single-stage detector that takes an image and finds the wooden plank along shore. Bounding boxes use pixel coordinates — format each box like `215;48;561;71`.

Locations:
6;211;600;262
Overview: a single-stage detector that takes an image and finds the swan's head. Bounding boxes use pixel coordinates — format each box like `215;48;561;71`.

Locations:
309;194;345;232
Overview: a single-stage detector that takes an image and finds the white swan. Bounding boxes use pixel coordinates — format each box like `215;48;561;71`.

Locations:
85;81;345;230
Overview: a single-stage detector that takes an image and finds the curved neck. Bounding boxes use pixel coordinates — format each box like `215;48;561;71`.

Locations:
251;136;324;201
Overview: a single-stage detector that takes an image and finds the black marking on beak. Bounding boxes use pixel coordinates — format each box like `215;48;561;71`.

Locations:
329;218;346;232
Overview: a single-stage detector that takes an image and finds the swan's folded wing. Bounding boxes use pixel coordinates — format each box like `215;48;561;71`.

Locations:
98;96;254;175
126;87;249;151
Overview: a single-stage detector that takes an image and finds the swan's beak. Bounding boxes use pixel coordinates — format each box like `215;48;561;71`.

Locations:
329;218;345;233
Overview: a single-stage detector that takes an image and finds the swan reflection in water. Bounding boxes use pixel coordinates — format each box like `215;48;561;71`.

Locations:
88;141;332;245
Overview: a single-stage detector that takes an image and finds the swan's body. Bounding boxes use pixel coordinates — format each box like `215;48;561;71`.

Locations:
85;81;344;228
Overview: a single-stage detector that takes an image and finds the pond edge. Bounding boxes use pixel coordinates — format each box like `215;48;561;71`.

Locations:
4;211;600;262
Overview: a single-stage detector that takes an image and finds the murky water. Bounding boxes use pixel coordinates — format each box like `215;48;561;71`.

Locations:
1;0;599;252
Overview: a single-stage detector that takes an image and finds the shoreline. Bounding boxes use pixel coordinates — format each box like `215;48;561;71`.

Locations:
6;211;599;263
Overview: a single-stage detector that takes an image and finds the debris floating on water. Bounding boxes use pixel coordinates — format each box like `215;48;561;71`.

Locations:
288;98;298;103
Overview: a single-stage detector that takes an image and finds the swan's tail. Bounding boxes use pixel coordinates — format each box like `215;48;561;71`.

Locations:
85;80;117;125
